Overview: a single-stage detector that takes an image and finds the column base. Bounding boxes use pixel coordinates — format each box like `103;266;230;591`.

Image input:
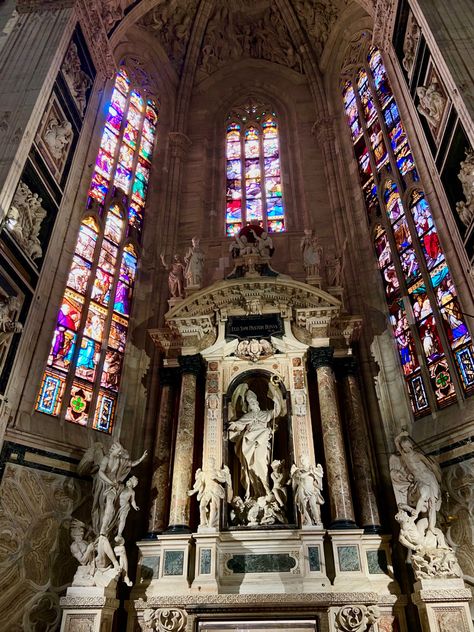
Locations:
165;524;192;534
329;519;358;529
60;586;119;632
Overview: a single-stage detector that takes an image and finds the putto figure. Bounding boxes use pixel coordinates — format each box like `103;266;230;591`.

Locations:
188;457;232;529
390;432;462;579
291;456;324;526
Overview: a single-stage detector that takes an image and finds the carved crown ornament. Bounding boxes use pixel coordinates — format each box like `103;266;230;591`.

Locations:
149;277;362;355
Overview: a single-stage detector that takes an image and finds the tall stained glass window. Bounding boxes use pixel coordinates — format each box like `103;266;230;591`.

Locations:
36;68;158;433
225;102;285;237
342;47;474;417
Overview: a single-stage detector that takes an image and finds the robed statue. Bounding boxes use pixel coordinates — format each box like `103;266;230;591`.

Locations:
228;379;286;503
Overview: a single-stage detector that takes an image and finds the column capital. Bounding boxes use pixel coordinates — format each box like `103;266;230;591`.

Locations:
309;347;334;370
168;131;192;159
159;366;179;386
178;353;204;376
335;356;358;377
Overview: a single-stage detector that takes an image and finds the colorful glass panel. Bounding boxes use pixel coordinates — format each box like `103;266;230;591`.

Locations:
342;81;362;141
368;48;391;108
37;68;158;431
357;69;376;125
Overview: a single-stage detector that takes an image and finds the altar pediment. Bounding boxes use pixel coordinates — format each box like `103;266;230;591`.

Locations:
149;276;362;355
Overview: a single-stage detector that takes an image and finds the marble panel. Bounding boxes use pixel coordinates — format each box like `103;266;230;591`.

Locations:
308;546;320;571
141;555;160;580
337;545;361;571
366;549;388;574
226;553;297;574
200;548;212;575
164;550;185;576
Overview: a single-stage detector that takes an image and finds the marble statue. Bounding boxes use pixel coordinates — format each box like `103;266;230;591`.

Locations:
72;441;147;587
184;236;205;288
417;77;446;129
0;295;23;342
293;390;306;417
291;456;324;526
390;432;462;579
228;381;285;503
250;228;273;258
402;16;420;74
456;149;474;226
188;458;232;529
3;181;47;260
43;117;73;161
300;229;323;277
270;459;288;508
326;255;342;287
161;253;186;299
61;42;92;117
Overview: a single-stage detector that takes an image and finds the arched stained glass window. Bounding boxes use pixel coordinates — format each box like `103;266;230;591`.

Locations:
225;102;285;236
342;46;474;417
36;68;158;433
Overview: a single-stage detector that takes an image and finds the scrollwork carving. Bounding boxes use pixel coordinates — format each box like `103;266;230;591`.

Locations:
140;607;187;632
335;605;380;631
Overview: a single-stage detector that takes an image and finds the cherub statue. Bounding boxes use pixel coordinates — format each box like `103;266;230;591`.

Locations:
291;456;324;526
117;475;140;539
250;228;273;258
270;459;288;508
161;253;186;298
188;458;232;528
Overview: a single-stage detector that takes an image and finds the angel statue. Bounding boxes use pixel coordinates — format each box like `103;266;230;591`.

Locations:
291;456;324;526
188;457;232;529
390;432;462;579
72;441;147;587
228;379;286;504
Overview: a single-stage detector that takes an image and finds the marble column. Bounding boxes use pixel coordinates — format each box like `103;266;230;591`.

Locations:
148;367;179;535
309;347;356;528
167;354;203;533
337;357;381;533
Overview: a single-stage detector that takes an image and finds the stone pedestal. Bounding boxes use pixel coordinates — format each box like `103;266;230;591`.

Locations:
309;347;356;527
411;578;474;632
305;274;322;288
167;354;203;532
136;534;193;596
148;368;178;535
59;586;119;632
192;532;220;593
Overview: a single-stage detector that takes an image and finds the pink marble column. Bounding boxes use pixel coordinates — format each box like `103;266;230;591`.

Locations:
148;367;178;535
167;354;203;533
310;347;356;527
338;357;381;532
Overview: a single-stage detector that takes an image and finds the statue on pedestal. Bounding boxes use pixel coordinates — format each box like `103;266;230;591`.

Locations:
300;229;323;277
226;223;278;278
291;456;324;526
188;458;232;529
161;253;186;299
390;432;462;579
416;77;446;130
71;442;147;587
184;236;205;289
456;149;474;227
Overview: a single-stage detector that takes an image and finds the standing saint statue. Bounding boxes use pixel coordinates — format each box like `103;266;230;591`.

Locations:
300;229;323;277
160;253;186;299
184;236;205;288
291;456;324;526
228;380;285;502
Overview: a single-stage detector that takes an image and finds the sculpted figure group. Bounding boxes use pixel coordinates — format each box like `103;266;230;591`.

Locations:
161;236;205;299
390;432;462;579
70;441;147;588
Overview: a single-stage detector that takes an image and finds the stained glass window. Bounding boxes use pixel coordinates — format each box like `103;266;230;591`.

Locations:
225;107;285;237
36;68;158;432
342;47;474;417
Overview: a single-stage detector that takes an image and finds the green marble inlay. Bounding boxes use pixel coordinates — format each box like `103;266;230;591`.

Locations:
308;546;320;571
337;545;360;572
367;549;388;574
164;550;184;576
227;553;297;574
141;555;160;580
200;548;212;575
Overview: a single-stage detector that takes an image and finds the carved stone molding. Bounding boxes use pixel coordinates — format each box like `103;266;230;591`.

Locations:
335;605;381;632
75;0;116;78
372;0;397;51
59;596;119;609
140;607;187;632
3;180;47;260
168;132;192;159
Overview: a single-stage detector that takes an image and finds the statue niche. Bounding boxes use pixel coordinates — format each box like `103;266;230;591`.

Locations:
224;371;294;528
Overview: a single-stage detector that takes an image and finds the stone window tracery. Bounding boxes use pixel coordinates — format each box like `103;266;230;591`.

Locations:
35;68;158;433
342;46;474;417
225;100;285;236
